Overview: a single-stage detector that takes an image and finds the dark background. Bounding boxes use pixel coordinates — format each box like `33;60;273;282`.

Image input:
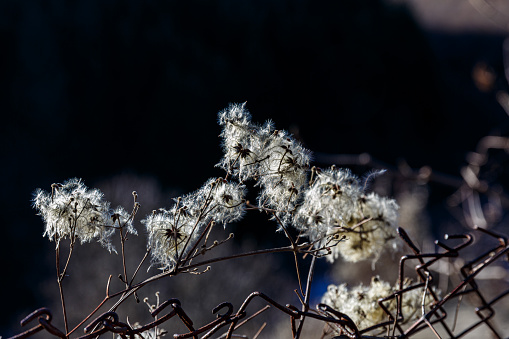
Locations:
2;0;509;336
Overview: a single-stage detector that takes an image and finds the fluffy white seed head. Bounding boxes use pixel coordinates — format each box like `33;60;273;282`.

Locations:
321;276;438;332
209;179;247;225
256;129;311;225
217;103;263;181
328;192;400;263
143;178;246;269
217;103;311;227
293;167;363;243
217;102;252;127
293;167;399;262
321;276;393;330
33;178;116;252
142;206;197;270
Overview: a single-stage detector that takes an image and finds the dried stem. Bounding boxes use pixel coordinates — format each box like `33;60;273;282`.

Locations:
119;225;129;291
55;242;69;336
295;255;316;339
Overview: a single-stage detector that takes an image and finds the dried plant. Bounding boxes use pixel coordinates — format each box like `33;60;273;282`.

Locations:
7;104;509;339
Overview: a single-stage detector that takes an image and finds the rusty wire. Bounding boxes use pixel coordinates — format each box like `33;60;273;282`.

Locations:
8;226;509;339
8;293;360;339
349;226;509;339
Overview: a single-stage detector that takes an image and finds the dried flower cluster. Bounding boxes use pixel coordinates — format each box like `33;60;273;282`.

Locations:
31;103;407;336
293;167;399;262
217;104;399;261
142;178;246;269
33;104;399;268
321;276;437;331
328;191;399;263
33;179;138;253
217;102;312;226
33;178;116;251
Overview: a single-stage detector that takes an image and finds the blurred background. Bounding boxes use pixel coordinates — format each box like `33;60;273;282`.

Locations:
2;0;509;337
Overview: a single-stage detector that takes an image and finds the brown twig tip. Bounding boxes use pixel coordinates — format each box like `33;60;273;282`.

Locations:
106;275;112;296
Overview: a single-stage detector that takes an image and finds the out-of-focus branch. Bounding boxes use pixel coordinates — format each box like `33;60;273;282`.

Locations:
314;152;462;188
314;137;509;229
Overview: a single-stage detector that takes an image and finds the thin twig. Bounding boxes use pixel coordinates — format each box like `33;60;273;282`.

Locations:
55;241;69;336
130;247;151;286
295;255;317;339
252;323;266;339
